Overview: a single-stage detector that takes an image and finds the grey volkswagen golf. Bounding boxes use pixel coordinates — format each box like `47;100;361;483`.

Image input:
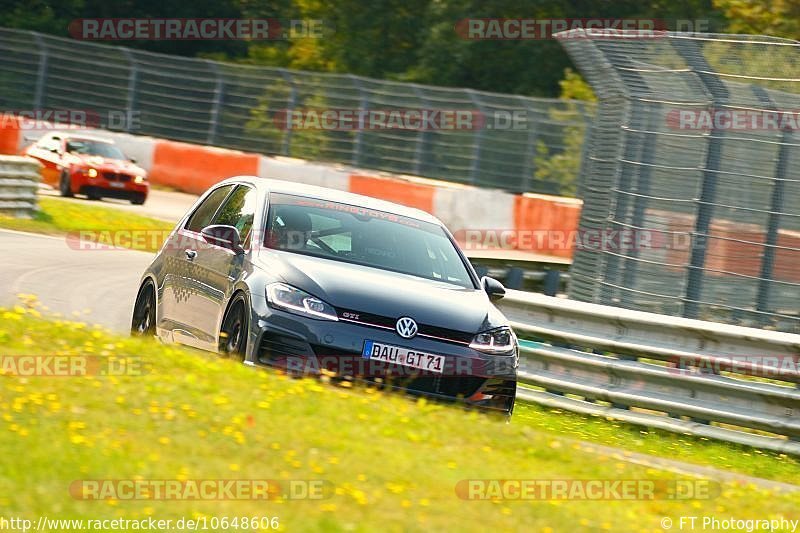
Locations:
131;176;518;414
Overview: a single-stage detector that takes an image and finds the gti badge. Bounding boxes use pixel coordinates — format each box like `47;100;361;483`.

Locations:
395;316;418;339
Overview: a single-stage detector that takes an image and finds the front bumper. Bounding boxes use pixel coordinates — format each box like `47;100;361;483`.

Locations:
249;298;518;414
71;171;149;199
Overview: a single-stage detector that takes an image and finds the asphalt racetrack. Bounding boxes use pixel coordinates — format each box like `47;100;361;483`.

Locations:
0;229;153;331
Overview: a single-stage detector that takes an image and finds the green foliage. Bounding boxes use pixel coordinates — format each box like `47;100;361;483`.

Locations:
532;69;595;196
0;0;736;98
714;0;800;39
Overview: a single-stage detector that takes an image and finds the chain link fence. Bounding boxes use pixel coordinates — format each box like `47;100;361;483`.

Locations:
0;28;593;195
559;30;800;332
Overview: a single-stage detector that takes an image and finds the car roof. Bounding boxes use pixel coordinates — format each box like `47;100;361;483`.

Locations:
220;175;443;226
48;131;115;144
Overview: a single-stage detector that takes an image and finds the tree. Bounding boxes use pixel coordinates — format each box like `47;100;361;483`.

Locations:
714;0;800;39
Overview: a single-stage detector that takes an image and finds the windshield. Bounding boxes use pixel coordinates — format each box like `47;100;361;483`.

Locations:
265;193;475;288
66;139;127;160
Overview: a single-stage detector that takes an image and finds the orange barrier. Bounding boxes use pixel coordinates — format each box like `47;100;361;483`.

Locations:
0;115;21;155
150;140;260;194
348;174;436;214
514;194;582;258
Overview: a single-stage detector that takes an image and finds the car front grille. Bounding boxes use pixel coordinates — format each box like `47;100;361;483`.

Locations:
103;172;131;182
336;308;474;345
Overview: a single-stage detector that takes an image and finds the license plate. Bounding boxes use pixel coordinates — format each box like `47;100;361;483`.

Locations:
362;340;445;373
108;181;125;188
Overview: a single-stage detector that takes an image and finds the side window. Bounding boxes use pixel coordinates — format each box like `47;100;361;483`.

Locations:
37;134;58;152
185;185;235;233
212;185;257;246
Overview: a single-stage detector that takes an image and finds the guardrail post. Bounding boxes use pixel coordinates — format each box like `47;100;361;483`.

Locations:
542;270;560;297
31;32;48;109
674;41;729;319
505;267;525;290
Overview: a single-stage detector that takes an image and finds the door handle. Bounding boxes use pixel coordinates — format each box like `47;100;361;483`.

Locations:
185;249;197;260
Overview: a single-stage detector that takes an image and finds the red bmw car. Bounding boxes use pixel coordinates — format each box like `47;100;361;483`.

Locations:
25;132;149;205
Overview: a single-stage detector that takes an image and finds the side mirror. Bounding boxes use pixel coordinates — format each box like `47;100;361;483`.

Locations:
129;156;137;164
49;147;61;154
201;224;245;255
481;276;506;301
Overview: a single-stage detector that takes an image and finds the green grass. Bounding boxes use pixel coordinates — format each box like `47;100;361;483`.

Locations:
1;305;799;532
0;197;174;252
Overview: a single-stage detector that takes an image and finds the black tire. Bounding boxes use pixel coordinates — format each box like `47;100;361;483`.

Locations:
130;193;146;205
131;282;156;337
59;171;73;197
219;293;248;361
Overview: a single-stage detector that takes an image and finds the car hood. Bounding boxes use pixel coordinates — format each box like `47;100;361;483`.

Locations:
255;250;506;333
65;154;146;175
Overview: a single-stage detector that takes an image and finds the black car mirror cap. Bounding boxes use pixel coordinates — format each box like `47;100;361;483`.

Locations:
201;224;245;255
481;276;506;301
129;156;137;164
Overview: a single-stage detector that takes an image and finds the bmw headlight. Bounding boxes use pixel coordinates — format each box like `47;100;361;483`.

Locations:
87;168;98;178
266;282;338;321
134;175;146;184
469;326;515;354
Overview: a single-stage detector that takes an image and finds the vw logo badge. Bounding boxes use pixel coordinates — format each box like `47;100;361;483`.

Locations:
395;317;418;339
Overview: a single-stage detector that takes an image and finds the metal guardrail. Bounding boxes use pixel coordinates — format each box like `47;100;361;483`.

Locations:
498;289;800;454
0;155;40;217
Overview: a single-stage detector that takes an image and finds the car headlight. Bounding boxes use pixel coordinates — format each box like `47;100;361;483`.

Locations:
469;326;515;354
266;282;338;321
87;168;98;178
134;175;146;184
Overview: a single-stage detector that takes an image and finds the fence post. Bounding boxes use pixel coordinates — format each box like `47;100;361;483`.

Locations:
411;84;429;176
673;40;729;320
279;69;297;156
121;48;139;133
517;95;539;192
349;74;367;167
206;61;224;145
752;86;789;323
466;89;485;185
31;32;48;110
